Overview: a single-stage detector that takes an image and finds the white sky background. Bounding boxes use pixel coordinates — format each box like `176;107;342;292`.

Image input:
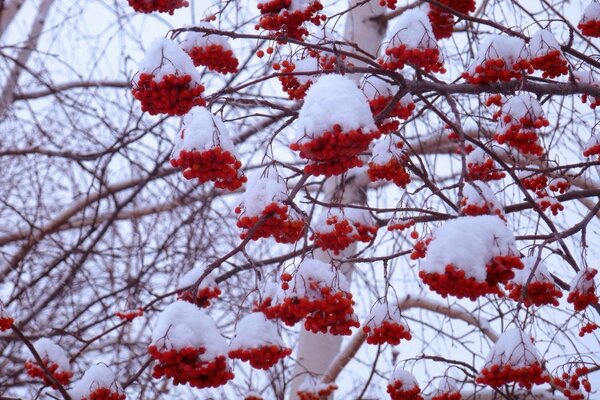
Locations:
1;0;600;399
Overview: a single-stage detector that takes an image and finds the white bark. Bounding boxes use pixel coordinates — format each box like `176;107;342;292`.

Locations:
288;2;387;398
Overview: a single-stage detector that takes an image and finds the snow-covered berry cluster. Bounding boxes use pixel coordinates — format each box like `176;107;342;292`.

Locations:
387;214;416;232
462;35;531;84
0;305;12;331
255;0;326;41
493;94;547;156
426;0;476;40
127;0;188;14
311;208;378;254
381;10;445;73
149;301;234;388
228;313;292;369
177;267;221;308
583;134;600;158
180;24;238;73
477;328;549;390
115;308;144;322
363;303;412;346
567;268;598;312
460;181;505;219
362;75;415;134
256;260;360;335
552;366;593;400
529;29;568;79
368;136;411;187
417;216;523;300
296;379;338;400
578;3;600;38
170;107;246;191
387;369;424;400
292;75;381;176
466;148;505;182
431;377;462;400
505;257;562;307
69;365;126;400
24;339;72;389
574;70;600;109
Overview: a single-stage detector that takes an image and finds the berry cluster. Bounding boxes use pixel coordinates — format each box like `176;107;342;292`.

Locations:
127;0;188;14
431;392;462;400
236;202;305;243
463;58;532;84
387;218;415;232
548;178;570;194
170;147;246;191
477;362;549;389
148;345;234;388
536;195;564;216
276;60;314;100
579;322;598;337
494;118;547;156
438;0;476;14
552;366;592;400
530;49;568;79
583;142;600;158
186;44;239;74
115;308;144;322
255;296;310;326
381;45;446;74
578;19;600;38
581;92;600;109
368;158;411;188
379;0;398;9
0;315;13;331
363;320;412;345
291;125;381;176
387;381;423;400
303;287;360;335
485;255;523;286
178;285;222;308
368;95;415;134
506;280;563;307
132;73;205;116
228;345;292;369
256;0;325;41
567;269;599;312
24;360;73;388
419;264;503;301
297;383;337;400
83;388;126;400
311;214;378;254
244;395;263;400
410;238;431;260
467;158;506;182
460;198;504;219
519;171;548;192
427;6;455;40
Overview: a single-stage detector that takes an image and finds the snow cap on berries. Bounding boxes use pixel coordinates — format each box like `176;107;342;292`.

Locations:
462;181;503;209
180;22;232;52
389;367;419;388
138;37;201;82
178;264;217;291
482;327;543;368
529;29;562;57
569;268;597;293
385;9;438;52
467;35;528;74
580;3;600;24
30;338;70;372
362;75;412;105
296;74;376;141
229;312;285;350
422;215;519;281
151;300;227;358
172;106;238;159
288;258;350;297
238;168;288;217
370;135;405;165
364;302;406;330
69;364;123;400
511;257;553;285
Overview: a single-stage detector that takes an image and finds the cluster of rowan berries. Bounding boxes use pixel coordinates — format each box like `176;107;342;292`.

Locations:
431;391;462;400
486;255;523;286
467;158;506;181
463;59;532;84
275;60;314;99
495;126;544;156
256;0;325;41
303;287;360;335
84;388;126;400
244;395;263;400
410;238;431;260
387;218;416;232
132;73;205;116
548;178;570;194
552;366;592;400
379;0;398;9
387;381;423;400
530;50;568;79
520;171;547;192
170;147;246;191
363;320;412;345
427;6;455;40
579;322;598;337
460;199;504;219
115;308;144;321
127;0;188;14
186;44;239;74
297;383;338;400
368;95;415;133
24;360;73;388
236;202;305;243
506;280;563;307
381;45;446;74
578;19;600;38
583;142;600;158
536;195;564;216
419;265;503;301
476;362;549;389
439;0;476;14
291;125;381;176
255;296;310;326
0;315;13;331
581;92;600;109
311;215;378;254
228;345;292;369
368;158;411;188
567;269;599;312
148;345;234;388
178;285;222;308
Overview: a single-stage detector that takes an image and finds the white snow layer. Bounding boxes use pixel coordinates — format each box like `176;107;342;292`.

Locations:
529;29;562;57
178;265;217;290
229;312;285;349
511;256;552;285
580;3;600;23
296;74;376;141
239;168;288;217
180;22;231;51
364;302;405;329
69;364;122;399
468;35;528;73
463;181;502;209
385;9;437;51
31;338;70;372
138;37;201;82
370;136;404;165
569;268;596;293
288;258;350;297
422;215;519;281
389;367;419;388
482;327;543;368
